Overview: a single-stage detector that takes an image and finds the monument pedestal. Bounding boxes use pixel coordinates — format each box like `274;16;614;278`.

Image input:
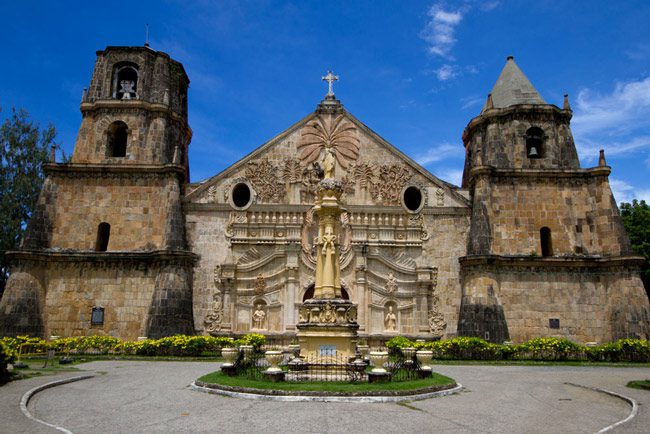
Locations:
296;298;359;358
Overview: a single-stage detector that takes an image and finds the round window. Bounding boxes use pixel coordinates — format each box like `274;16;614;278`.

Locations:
232;183;252;208
403;186;423;212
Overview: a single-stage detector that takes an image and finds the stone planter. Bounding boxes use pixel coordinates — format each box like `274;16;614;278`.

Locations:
416;349;433;371
264;350;283;373
357;344;369;360
221;347;239;367
240;345;254;361
402;347;416;363
368;351;388;373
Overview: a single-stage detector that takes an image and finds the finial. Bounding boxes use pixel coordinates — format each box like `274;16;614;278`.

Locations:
81;88;87;103
50;145;56;163
322;71;339;98
563;93;571;111
163;88;169;105
486;93;494;110
599;149;606;166
144;24;150;47
506;55;514;61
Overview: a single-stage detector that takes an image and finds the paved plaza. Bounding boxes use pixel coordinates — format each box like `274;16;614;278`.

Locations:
1;361;648;433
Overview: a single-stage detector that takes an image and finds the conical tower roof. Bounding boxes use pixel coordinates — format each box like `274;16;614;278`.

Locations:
483;56;545;111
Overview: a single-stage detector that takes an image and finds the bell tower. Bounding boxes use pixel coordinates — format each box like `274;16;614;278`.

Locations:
0;46;196;339
458;57;649;343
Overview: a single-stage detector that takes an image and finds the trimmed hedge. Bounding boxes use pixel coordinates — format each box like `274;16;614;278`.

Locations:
0;334;264;358
385;336;650;362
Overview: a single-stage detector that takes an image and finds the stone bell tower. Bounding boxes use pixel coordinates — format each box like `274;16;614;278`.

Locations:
0;46;196;339
458;56;649;343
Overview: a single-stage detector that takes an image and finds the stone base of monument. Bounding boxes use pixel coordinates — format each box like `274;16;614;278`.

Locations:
263;371;286;382
296;299;359;359
368;372;392;383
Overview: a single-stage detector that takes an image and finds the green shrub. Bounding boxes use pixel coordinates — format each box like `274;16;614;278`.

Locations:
588;339;650;362
235;333;266;350
385;336;416;353
513;337;585;361
0;340;16;383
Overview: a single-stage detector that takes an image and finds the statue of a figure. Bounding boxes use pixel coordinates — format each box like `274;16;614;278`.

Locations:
323;148;336;178
384;305;397;331
252;304;266;329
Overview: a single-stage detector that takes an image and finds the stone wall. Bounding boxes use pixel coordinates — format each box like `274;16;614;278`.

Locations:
27;170;182;251
460;259;650;343
468;170;631;257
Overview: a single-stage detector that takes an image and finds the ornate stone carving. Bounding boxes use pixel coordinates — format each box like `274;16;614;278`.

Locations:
204;291;223;334
207;185;217;202
436;188;445;206
225;211;248;239
254;274;266;295
297;114;360;169
385;272;398;294
282;158;303;184
370;165;412;204
245;159;285;201
428;289;446;337
297;301;358;324
351;161;413;205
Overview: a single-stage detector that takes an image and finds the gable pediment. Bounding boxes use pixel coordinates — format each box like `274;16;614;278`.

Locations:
185;107;469;209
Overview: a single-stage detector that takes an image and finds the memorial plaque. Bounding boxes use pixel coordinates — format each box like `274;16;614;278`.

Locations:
319;345;336;356
549;318;560;329
91;307;104;325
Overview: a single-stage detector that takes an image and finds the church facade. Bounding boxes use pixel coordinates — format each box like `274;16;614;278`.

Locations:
0;46;648;344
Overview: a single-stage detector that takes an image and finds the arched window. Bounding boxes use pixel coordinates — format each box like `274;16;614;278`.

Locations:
526;127;544;159
540;227;552;257
113;63;139;100
95;222;110;251
106;121;128;157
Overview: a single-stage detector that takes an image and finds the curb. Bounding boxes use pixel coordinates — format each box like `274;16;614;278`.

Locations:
20;374;95;434
190;381;464;402
564;382;638;434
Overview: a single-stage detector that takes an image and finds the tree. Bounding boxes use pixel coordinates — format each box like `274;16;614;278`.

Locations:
0;107;56;296
620;199;650;297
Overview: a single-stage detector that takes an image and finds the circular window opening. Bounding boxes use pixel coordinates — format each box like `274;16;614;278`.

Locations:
403;186;423;212
232;183;251;208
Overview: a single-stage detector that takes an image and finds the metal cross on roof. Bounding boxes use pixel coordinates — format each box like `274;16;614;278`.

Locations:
322;71;339;97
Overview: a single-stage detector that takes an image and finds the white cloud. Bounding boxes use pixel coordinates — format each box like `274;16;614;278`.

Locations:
420;4;465;58
415;143;460;165
436;168;464;186
609;178;650;205
571;77;650;161
460;95;484;110
434;64;458;81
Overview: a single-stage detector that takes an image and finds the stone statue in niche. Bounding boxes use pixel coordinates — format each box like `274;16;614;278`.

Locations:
384;305;397;331
252;304;266;329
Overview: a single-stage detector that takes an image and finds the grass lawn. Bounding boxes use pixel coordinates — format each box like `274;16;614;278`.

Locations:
197;370;455;393
626;380;650;391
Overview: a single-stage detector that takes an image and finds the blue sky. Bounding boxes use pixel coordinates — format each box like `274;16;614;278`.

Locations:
1;0;649;203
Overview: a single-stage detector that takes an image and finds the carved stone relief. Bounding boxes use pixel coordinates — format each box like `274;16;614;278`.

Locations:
297;301;358;324
297;114;360;169
254;274;266;295
204;291;223;334
245;159;285;201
